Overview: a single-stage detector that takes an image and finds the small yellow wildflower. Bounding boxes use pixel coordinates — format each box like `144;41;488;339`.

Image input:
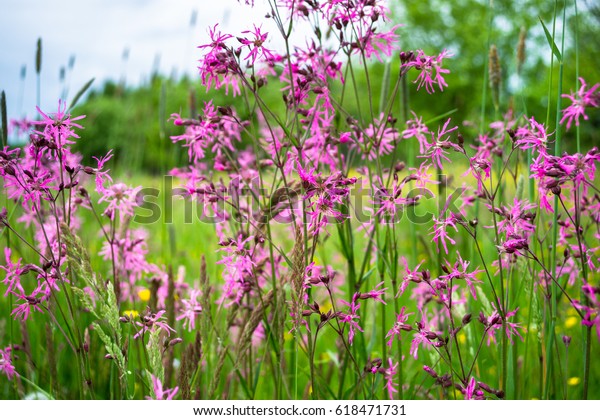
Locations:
123;309;139;318
138;288;151;302
567;377;581;386
565;317;578;329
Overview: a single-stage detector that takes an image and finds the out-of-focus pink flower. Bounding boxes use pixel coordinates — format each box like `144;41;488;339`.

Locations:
463;377;485;400
356;114;398;161
98;183;142;221
217;234;256;305
147;374;179;400
177;289;203;332
1;248;26;297
403;112;431;154
92;150;114;194
560;77;600;130
0;346;17;380
383;358;398;399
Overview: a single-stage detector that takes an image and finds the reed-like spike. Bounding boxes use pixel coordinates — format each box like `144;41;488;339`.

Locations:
489;44;502;111
178;345;192;400
517;27;527;75
1;91;7;147
35;38;42;75
208;345;228;399
164;265;176;387
237;290;274;365
290;226;305;331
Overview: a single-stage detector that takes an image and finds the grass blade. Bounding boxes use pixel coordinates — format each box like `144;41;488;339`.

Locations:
539;16;562;62
68;78;95;110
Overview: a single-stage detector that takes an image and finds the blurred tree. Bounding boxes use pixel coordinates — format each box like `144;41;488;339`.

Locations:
74;1;600;172
393;0;600;147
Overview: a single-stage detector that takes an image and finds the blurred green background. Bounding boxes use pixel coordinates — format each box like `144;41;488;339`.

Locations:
68;0;600;173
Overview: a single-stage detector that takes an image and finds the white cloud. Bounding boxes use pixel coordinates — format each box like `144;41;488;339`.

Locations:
0;0;279;120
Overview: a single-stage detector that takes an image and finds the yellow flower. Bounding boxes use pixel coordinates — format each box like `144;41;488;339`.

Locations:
567;377;581;386
565;317;578;329
138;288;151;302
320;301;333;314
458;332;467;345
123;309;139;318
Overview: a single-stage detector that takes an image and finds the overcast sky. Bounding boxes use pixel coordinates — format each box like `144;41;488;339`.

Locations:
0;0;281;121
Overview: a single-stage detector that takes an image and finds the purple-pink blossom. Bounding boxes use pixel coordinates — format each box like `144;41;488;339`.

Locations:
0;347;17;380
147;374;179;400
560;77;600;130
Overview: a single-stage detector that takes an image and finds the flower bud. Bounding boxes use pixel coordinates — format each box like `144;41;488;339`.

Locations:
423;365;438;378
425;331;438;340
167;338;183;348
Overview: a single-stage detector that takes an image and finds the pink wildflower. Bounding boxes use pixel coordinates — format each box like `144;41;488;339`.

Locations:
0;347;17;380
34;99;85;148
92;150;114;194
1;248;26;296
431;214;459;254
560;78;600;130
386;307;413;347
98;183;142;221
177;289;203;332
383;358;399;399
338;297;363;345
404;49;453;94
238;25;276;65
147;374;179;400
134;310;176;339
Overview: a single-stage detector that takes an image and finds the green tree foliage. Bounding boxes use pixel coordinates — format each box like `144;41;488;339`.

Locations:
394;0;600;145
74;0;599;172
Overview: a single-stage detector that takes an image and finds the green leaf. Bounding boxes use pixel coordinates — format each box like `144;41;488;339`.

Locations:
424;108;458;125
539;16;562;62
